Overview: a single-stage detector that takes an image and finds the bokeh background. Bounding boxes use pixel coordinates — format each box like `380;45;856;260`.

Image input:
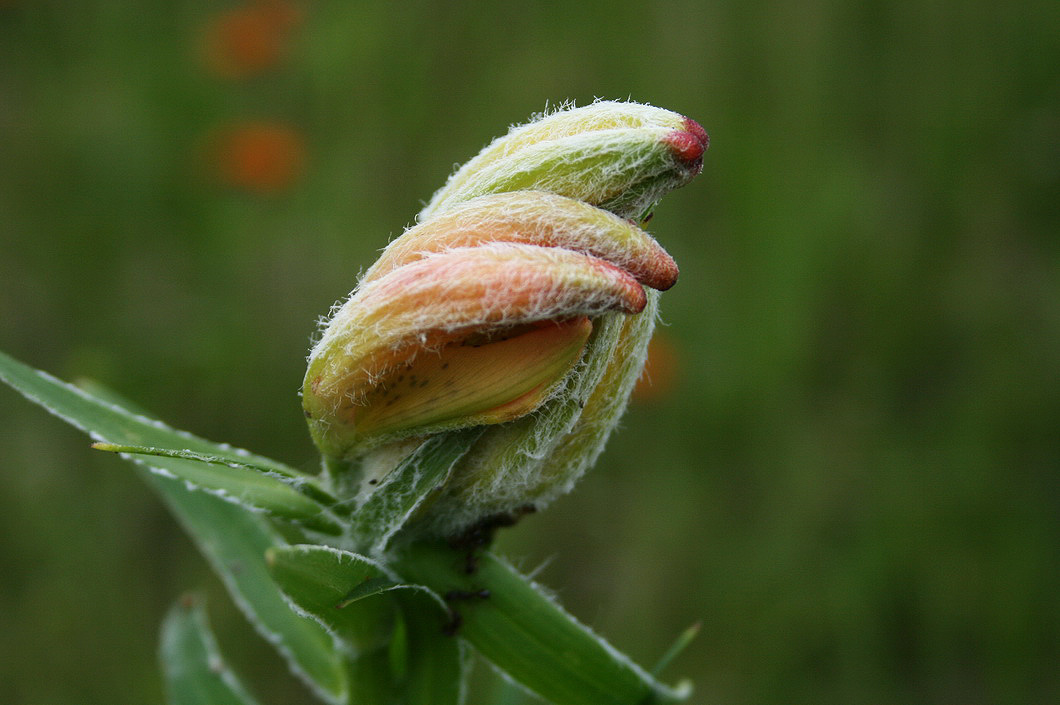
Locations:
1;1;1057;703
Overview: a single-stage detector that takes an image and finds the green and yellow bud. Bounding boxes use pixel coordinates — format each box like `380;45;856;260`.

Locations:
304;100;707;538
422;100;707;221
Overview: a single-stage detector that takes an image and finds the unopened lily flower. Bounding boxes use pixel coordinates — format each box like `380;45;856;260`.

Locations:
304;100;706;538
304;193;674;455
422;99;707;222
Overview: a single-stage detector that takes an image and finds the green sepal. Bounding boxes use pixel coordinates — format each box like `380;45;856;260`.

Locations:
159;595;263;705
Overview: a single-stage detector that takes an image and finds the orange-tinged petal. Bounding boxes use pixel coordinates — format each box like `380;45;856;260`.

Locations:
303;244;645;456
328;318;592;446
366;192;678;290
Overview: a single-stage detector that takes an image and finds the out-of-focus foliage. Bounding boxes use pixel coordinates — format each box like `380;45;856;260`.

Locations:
0;1;1056;704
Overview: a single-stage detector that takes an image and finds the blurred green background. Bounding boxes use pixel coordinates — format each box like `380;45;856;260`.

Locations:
1;1;1057;703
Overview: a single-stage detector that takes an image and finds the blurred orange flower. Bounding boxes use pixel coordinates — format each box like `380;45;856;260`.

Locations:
209;122;306;193
200;1;301;79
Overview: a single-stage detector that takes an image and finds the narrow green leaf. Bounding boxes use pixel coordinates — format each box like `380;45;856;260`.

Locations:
129;449;341;535
0;351;299;474
0;350;338;533
341;649;399;705
0;352;347;703
347;427;485;553
393;542;692;705
91;442;340;510
159;595;263;705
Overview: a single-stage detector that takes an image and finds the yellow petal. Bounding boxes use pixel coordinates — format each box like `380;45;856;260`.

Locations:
348;318;592;439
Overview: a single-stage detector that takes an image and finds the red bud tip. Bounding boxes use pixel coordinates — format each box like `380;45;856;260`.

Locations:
664;131;705;165
683;117;709;152
663;117;709;169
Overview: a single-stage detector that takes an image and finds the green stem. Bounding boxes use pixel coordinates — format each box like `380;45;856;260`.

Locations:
342;648;399;705
322;453;364;517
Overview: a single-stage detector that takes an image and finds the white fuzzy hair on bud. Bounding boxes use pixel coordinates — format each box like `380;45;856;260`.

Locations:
421;100;705;222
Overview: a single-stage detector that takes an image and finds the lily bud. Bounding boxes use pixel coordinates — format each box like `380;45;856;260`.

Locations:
421;100;708;221
303;210;670;458
304;100;706;538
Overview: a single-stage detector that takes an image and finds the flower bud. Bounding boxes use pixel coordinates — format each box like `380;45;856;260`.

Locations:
303;211;667;458
422;100;707;221
304;100;706;538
